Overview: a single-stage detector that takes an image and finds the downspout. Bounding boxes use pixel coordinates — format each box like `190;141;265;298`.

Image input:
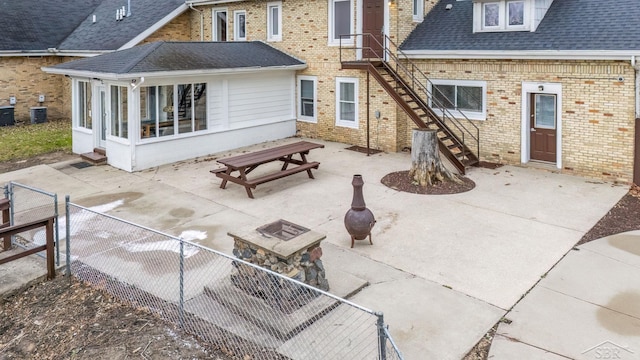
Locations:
633;55;640;118
189;3;205;41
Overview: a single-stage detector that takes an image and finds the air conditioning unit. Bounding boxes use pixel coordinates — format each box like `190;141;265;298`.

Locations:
0;106;15;126
30;107;47;124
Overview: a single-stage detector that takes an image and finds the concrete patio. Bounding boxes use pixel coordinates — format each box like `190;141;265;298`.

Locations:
0;138;630;359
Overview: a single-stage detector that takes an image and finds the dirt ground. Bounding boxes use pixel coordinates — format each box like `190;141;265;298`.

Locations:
0;151;78;174
1;154;638;359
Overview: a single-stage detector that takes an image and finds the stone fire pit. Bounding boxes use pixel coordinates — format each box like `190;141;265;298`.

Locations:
229;219;329;292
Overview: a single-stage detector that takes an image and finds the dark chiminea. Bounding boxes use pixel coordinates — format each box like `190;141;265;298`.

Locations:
344;175;376;248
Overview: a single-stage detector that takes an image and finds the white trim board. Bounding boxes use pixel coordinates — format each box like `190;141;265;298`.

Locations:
520;81;562;169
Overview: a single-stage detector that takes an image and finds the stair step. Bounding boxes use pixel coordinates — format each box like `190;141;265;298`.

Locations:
93;147;106;156
81;152;107;165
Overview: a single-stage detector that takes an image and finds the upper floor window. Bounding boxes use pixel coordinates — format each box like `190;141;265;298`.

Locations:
267;2;282;42
413;0;424;22
428;80;486;121
234;10;247;41
473;0;530;32
213;8;228;41
329;0;353;46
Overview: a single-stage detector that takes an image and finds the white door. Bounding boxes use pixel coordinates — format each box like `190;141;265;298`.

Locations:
97;86;107;148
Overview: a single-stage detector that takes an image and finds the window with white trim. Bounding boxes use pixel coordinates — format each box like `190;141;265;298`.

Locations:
110;85;128;138
413;0;424;22
329;0;353;45
429;80;486;120
77;80;92;129
474;0;529;32
213;8;228;41
139;83;207;139
267;2;282;41
335;77;358;128
234;10;246;41
297;76;317;122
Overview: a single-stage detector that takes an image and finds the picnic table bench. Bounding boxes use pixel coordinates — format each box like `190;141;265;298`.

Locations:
210;141;324;198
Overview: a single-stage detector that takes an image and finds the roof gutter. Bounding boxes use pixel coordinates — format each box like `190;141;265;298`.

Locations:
188;3;204;41
0;50;110;57
185;0;244;6
41;64;308;80
401;50;640;61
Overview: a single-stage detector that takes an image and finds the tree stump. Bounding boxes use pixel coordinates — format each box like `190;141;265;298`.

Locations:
408;128;461;186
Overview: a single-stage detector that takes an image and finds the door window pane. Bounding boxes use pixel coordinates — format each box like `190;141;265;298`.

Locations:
535;94;556;129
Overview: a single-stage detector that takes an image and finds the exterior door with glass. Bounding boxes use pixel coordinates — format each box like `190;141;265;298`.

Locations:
529;93;557;162
97;86;107;149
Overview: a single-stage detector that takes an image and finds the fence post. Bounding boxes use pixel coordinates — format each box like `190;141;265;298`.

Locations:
65;195;71;276
8;182;14;245
54;193;60;266
179;239;185;329
376;312;387;360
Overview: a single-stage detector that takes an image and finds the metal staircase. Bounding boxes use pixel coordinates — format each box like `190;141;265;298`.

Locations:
340;34;480;174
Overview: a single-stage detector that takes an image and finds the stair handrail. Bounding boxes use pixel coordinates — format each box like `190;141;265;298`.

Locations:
339;33;480;162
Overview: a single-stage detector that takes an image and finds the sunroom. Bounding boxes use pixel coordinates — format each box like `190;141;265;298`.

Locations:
42;41;306;172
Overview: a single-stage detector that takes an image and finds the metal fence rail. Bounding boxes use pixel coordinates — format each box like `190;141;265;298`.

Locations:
4;182;60;264
65;200;403;360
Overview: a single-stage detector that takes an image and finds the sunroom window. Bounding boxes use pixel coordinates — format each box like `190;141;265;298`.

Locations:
110;86;128;139
140;84;207;139
77;81;92;129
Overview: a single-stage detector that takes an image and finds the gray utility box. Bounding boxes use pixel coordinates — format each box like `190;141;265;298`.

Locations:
30;107;47;124
0;106;15;126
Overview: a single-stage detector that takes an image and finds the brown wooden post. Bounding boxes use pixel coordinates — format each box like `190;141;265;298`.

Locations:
634;118;640;185
45;218;55;279
0;199;10;251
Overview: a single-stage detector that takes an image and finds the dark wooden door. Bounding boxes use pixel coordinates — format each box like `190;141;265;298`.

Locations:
363;0;384;58
530;93;557;162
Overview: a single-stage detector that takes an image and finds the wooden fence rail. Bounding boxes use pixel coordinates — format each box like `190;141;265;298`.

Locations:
0;215;56;279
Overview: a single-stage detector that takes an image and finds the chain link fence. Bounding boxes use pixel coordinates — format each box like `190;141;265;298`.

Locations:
3;182;60;264
65;199;404;359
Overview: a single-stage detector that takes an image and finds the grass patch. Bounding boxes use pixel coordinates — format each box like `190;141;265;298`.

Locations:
0;120;72;162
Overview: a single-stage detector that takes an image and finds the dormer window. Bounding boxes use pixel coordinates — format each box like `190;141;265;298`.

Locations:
473;0;531;32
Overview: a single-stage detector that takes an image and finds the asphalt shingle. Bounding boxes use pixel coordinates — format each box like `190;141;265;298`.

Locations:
49;41;305;75
401;0;640;52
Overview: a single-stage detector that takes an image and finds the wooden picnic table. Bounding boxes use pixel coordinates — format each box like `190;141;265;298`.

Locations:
210;141;325;198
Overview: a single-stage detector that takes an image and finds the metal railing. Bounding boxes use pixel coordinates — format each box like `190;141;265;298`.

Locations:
4;181;60;265
65;198;404;360
339;33;480;164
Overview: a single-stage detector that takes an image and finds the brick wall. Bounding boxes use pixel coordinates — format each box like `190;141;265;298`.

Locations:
187;0;428;153
142;11;192;43
402;59;637;182
0;56;71;123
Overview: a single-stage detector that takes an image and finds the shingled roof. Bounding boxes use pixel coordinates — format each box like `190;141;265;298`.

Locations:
0;0;186;52
44;41;306;78
401;0;640;57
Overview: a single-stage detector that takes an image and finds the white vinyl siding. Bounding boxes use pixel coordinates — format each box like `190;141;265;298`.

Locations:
227;74;293;127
